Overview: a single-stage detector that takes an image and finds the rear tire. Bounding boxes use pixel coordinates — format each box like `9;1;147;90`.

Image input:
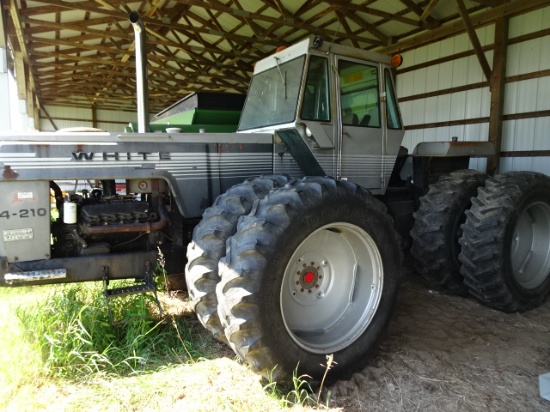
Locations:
459;172;550;312
185;175;289;342
216;177;402;382
410;169;487;294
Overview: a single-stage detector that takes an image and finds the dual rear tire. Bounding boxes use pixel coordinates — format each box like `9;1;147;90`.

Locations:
216;177;402;381
410;169;487;295
411;170;550;312
459;172;550;312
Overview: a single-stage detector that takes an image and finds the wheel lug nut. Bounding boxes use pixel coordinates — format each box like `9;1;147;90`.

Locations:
308;290;312;294
296;281;300;285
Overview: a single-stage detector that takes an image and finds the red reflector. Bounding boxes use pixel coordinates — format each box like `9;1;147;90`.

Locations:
304;272;314;283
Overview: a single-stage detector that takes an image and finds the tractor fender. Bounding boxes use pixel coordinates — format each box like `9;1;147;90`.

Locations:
412;141;495;158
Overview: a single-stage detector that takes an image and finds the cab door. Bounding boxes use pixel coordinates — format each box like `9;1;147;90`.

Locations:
337;58;384;190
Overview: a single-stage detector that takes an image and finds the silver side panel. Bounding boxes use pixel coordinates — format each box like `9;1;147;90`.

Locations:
0;132;274;218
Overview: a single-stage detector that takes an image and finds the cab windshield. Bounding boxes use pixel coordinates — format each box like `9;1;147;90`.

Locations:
238;56;306;131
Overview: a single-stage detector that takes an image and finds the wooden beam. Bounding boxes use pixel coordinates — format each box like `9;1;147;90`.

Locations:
503;110;550;121
8;0;42;112
331;1;421;27
33;97;40;130
383;0;549;54
487;16;509;175
398;81;489;102
471;0;500;7
421;0;440;22
18;5;64;16
40;104;59;131
398;26;550;76
8;0;29;60
501;149;550;157
163;0;383;46
339;6;389;44
26;86;34;120
404;109;550;132
91;103;97;129
14;51;26;99
405;116;489;130
455;0;492;82
0;0;7;49
507;68;550;83
399;0;440;28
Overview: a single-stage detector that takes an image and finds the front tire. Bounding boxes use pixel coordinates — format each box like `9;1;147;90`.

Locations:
459;172;550;312
216;177;402;382
185;175;289;342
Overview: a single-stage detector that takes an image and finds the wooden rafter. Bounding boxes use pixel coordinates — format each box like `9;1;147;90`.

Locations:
384;0;549;54
471;0;500;7
399;0;440;28
421;0;440;21
4;0;548;113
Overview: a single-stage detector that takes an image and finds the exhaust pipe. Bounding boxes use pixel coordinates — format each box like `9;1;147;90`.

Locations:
130;11;150;133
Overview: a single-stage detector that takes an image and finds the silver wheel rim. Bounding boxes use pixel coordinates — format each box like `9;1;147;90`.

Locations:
511;201;550;289
280;222;383;353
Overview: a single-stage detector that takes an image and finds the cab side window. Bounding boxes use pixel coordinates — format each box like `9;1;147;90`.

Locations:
338;60;380;128
385;69;402;130
300;56;330;122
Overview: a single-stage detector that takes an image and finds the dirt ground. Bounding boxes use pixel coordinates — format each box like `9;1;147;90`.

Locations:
328;265;550;411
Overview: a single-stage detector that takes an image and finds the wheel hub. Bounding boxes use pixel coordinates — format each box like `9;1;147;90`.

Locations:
290;256;328;303
298;265;320;290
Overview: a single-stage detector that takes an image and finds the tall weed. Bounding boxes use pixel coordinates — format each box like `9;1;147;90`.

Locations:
15;282;207;379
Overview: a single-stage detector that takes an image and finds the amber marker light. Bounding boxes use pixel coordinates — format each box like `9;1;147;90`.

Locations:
391;54;403;68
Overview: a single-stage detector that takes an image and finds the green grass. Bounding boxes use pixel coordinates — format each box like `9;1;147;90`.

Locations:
0;282;328;411
14;282;208;378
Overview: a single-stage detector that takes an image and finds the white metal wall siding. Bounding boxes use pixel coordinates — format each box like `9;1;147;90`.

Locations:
97;109;138;132
396;5;550;174
39;105;137;132
500;7;550;174
397;28;493;172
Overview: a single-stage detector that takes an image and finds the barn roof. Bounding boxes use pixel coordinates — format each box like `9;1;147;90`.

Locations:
1;0;547;113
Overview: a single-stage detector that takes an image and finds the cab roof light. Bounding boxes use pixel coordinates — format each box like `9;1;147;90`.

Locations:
391;54;403;68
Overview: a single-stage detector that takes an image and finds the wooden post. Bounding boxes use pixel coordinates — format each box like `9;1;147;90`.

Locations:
92;103;98;129
487;17;509;176
14;52;26;99
0;47;10;131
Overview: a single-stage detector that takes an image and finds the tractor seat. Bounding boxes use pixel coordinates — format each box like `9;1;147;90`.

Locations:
342;113;359;126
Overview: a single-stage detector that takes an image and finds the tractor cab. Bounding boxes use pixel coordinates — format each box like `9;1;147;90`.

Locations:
238;37;405;195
